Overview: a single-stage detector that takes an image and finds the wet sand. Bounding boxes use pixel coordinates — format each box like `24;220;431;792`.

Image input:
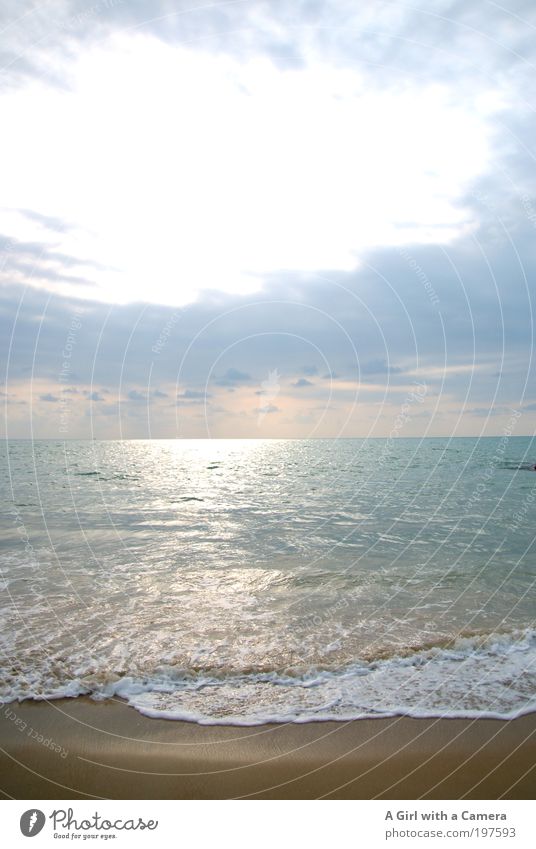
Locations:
0;698;534;799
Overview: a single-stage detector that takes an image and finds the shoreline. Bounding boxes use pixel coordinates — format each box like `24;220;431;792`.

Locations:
1;698;535;799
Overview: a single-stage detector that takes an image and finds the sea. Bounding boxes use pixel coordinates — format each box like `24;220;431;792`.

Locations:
1;437;535;725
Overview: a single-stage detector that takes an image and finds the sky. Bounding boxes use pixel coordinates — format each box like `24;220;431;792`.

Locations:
1;0;536;438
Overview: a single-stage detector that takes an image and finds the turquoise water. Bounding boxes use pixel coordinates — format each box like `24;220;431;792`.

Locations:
1;437;535;723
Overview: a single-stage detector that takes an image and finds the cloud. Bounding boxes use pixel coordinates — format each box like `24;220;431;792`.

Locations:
176;389;212;406
0;230;103;294
257;404;280;415
127;389;146;402
293;378;313;387
3;1;534;94
17;209;72;233
39;393;59;402
0;2;513;306
2;2;536;437
178;389;212;399
2;222;535;436
176;399;206;407
464;406;510;417
359;359;404;376
214;368;252;386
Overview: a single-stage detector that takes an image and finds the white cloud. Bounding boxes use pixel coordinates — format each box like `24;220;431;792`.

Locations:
0;33;497;306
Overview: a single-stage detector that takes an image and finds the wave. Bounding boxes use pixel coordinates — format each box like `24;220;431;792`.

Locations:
72;471;139;480
2;628;535;725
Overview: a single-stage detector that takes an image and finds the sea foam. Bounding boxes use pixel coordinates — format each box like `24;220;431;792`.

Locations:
3;629;535;725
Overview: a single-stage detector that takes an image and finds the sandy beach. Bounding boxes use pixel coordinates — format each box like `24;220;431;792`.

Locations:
0;698;534;799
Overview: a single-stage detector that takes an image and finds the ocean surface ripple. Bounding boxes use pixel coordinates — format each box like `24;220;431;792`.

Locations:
1;437;535;723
